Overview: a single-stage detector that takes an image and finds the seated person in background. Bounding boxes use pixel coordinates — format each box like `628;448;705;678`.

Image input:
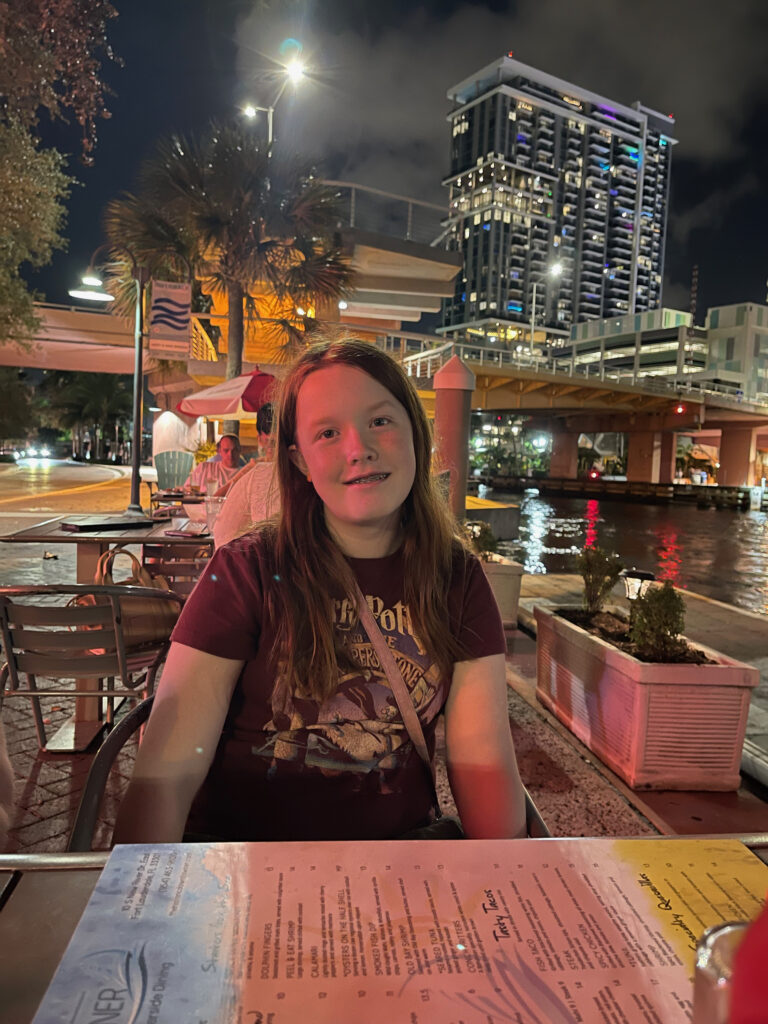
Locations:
214;403;279;548
113;337;526;845
184;433;243;493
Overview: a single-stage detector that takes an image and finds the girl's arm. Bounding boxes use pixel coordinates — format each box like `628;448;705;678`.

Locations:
443;652;527;839
112;642;243;844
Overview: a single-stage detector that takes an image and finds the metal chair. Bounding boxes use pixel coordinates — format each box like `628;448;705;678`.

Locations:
524;787;551;838
68;695;155;851
67;694;551;852
142;544;212;603
0;584;182;749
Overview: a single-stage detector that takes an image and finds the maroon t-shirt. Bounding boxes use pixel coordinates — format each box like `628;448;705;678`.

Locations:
171;532;505;841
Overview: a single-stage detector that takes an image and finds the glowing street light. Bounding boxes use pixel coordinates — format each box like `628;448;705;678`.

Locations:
242;52;306;151
69;284;115;302
530;263;563;347
285;58;305;84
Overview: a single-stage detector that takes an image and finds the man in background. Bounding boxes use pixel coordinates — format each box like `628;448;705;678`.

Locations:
184;434;243;493
214;404;279;547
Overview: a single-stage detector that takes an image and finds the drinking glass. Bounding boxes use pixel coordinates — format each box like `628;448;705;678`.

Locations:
204;496;224;532
692;921;749;1024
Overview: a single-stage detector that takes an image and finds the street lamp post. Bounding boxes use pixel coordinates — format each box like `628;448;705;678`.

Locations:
70;245;148;514
529;262;563;349
127;262;149;513
242;57;304;151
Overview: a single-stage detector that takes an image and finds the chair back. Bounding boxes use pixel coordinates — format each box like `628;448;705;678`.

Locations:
0;585;181;749
524;787;551;838
68;695;154;852
67;703;552;850
142;544;212;602
154;449;194;490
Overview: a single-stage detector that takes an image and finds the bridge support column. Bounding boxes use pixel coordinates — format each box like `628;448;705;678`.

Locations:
549;428;578;479
718;426;758;486
433;356;475;519
626;431;662;483
658;432;677;485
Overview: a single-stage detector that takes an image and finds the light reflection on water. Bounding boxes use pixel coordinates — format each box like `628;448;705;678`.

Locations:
497;489;768;615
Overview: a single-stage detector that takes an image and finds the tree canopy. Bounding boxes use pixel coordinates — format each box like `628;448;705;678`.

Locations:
41;370;132;459
0;367;33;443
0;0;118;345
0;0;118;162
0;119;71;341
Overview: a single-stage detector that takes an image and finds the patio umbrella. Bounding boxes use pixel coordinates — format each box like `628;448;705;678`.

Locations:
176;369;277;420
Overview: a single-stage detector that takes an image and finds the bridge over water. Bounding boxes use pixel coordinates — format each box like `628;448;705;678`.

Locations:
383;333;768;488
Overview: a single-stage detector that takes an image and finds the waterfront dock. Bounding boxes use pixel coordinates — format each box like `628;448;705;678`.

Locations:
476;475;768;511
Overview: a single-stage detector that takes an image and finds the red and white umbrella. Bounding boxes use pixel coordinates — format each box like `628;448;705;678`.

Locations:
176;369;277;420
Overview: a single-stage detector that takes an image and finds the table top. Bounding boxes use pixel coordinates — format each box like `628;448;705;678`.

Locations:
2;836;767;1024
0;514;214;548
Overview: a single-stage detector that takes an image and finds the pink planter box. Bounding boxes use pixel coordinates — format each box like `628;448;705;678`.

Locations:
534;605;759;791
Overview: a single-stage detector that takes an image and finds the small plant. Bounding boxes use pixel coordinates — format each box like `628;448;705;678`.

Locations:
630;582;687;661
193;440;216;464
577;546;623;615
464;520;498;562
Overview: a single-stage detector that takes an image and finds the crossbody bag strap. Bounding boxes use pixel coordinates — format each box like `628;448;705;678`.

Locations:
353;583;436;794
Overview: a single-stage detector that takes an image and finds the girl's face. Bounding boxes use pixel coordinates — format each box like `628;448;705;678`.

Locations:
290;364;416;556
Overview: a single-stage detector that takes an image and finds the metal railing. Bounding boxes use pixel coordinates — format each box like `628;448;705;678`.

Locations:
322;180;446;246
388;333;768;411
190;318;218;361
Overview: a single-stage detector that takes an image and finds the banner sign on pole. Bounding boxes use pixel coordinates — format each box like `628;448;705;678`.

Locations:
148;280;192;355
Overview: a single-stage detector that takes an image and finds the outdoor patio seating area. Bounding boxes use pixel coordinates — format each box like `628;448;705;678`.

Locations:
1;505;766;854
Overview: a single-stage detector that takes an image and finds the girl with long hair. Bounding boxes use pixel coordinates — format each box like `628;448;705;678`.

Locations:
114;338;526;843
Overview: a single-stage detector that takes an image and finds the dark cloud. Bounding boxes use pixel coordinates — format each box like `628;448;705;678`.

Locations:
671;171;760;248
236;0;768;188
30;0;768;315
235;0;768;313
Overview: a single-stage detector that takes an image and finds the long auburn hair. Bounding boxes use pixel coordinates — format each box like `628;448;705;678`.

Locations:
265;336;469;705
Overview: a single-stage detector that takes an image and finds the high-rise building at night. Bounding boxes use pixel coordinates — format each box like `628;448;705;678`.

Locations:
440;55;676;347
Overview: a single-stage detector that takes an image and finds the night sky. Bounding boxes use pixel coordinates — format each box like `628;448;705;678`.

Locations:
32;0;768;322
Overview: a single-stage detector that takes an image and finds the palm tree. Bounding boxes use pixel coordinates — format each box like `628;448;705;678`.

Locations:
103;121;353;430
47;373;132;460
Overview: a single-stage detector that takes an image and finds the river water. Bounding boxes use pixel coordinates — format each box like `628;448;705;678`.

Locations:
496;490;768;616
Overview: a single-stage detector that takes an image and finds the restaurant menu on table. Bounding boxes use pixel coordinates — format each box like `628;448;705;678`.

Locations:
33;839;768;1023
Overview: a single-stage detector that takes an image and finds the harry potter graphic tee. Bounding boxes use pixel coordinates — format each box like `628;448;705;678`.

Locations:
172;531;505;841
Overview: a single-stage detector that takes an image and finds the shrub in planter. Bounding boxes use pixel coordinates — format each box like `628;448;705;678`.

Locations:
576;546;623;615
535;561;758;790
630;582;686;662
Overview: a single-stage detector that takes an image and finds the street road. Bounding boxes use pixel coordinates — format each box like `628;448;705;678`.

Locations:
0;459;136;515
0;459;151;587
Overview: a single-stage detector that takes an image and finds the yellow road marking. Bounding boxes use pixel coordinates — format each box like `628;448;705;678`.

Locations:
0;474;126;505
